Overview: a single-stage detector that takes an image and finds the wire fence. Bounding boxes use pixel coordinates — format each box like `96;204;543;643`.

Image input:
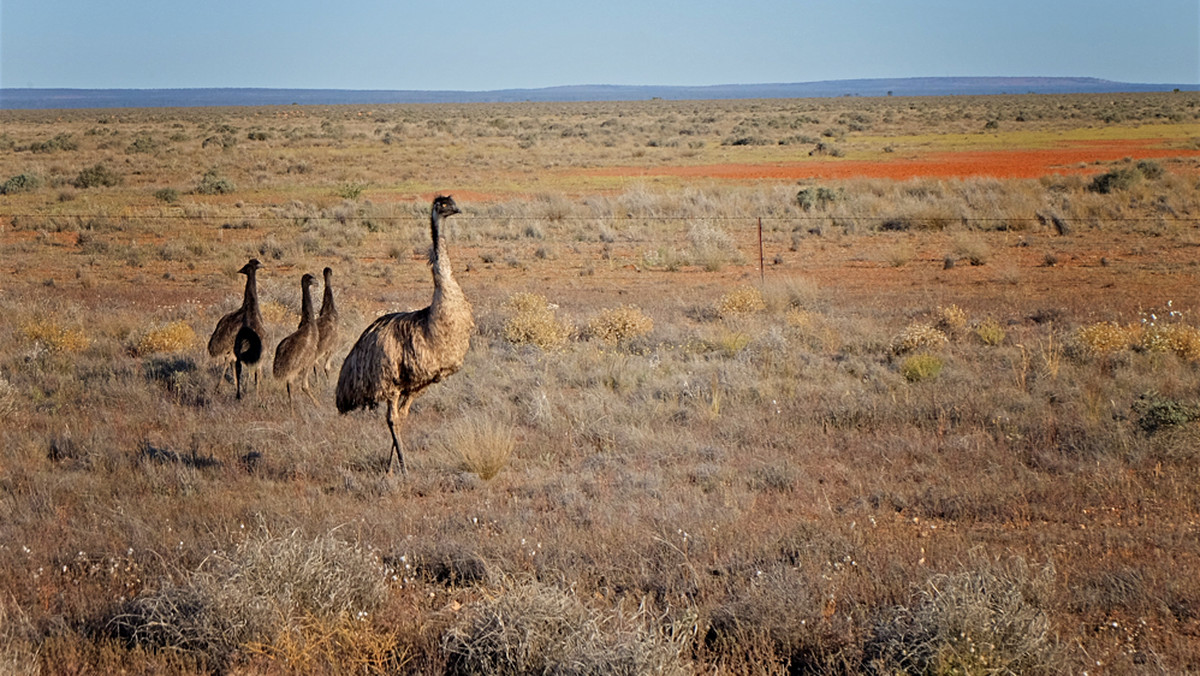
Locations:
2;212;1198;225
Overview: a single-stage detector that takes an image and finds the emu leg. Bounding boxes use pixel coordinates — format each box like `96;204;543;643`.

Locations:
385;395;413;475
235;360;244;400
302;372;319;406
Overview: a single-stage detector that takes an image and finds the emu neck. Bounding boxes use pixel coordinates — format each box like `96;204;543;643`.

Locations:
429;211;464;314
300;284;315;325
242;270;259;309
320;275;336;317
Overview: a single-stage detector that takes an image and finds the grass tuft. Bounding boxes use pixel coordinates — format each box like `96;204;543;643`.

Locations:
443;579;690;676
134;320;197;356
502;292;572;350
869;558;1061;675
21;318;90;353
586;305;654;344
437;415;517;481
890;322;948;355
716;286;767;317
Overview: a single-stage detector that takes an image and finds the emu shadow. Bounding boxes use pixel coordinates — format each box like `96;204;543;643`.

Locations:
143;356;210;408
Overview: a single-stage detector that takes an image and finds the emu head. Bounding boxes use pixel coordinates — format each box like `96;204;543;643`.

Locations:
432;195;461;219
301;272;317;289
239;258;263;276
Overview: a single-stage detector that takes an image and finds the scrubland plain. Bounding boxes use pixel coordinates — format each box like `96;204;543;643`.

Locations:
1;91;1200;674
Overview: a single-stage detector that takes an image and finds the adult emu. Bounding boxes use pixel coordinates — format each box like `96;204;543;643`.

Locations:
313;266;340;380
207;258;266;398
273;272;320;405
336;196;473;474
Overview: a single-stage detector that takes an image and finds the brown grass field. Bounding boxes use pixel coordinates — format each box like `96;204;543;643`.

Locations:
2;91;1200;674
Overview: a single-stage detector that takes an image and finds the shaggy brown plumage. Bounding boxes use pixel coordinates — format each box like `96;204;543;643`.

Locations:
273;272;320;405
313;266;340;380
336;196;474;474
207;258;267;399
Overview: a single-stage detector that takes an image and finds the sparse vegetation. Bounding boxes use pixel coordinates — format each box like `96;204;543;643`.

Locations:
72;163;122;188
900;352;944;382
502;292;571;349
1;92;1199;674
585;305;654;345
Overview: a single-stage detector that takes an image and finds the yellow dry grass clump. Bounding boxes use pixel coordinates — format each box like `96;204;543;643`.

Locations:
503;292;571;350
716;286;766;317
1139;324;1200;362
1072;321;1135;356
586;306;653;344
21;318;90;353
936;304;969;336
438;416;517;481
135;320;197;355
1071;321;1200;362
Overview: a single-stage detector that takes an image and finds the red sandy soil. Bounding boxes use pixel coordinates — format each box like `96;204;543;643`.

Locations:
584;138;1200;181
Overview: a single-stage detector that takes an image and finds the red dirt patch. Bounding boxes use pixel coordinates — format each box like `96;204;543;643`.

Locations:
583;138;1200;181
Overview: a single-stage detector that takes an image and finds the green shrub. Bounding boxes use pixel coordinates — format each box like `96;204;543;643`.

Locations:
72;163;122;189
1089;166;1142;193
796;186;841;211
900;353;944;382
196;168;234;195
1133;393;1199;435
125;135;159;154
153;187;181;203
974;317;1007;346
1;173;42;194
29;133;78;153
1135;159;1164;179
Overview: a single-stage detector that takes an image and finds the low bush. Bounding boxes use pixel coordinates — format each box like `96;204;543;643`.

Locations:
1133;392;1199;435
869;558;1061;674
796;186;842;211
437;415;517;481
975;317;1007;346
901;353;944;382
72;163;122;189
716;286;766;317
134;321;196;356
21;318;90;353
196;168;234;195
890;323;948;355
586;305;654;344
443;580;690;676
109;529;387;669
502;292;571;349
1;173;42;194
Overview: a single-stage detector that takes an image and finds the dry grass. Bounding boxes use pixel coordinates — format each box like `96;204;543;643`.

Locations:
443;579;691;676
501;292;572;350
1;93;1200;674
890;322;949;355
134;320;197;356
716;286;767;317
435;414;517;481
585;305;654;345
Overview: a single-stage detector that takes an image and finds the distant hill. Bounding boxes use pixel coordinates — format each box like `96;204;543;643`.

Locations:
2;77;1196;110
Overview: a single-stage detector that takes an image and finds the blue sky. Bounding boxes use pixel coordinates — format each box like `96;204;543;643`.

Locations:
2;0;1197;90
